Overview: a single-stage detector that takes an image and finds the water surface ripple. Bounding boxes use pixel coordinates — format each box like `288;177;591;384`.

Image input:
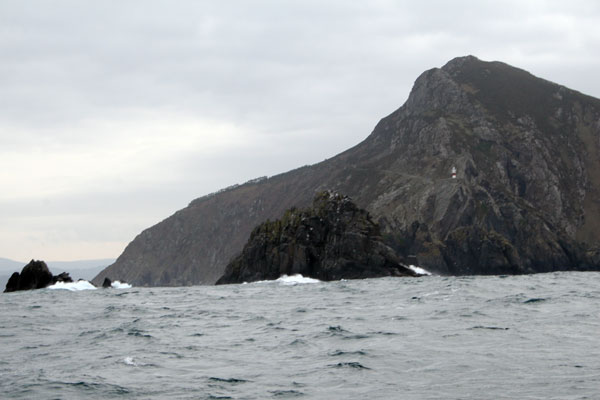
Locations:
1;272;599;399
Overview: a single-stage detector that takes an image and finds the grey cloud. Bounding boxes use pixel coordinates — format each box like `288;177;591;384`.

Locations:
2;0;600;260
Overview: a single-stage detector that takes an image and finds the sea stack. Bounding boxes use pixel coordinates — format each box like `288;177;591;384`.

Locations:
5;260;51;292
216;192;419;284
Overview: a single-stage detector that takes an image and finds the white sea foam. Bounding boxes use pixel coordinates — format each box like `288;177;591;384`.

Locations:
111;281;132;289
123;356;138;366
3;271;598;399
408;265;432;276
47;280;98;291
253;274;321;285
46;279;132;291
275;274;321;285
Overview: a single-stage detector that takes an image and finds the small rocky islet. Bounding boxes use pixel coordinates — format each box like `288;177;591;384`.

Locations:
4;260;122;292
217;192;422;284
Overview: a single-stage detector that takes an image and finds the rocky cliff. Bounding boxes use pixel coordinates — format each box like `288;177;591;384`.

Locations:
94;55;600;286
216;192;419;284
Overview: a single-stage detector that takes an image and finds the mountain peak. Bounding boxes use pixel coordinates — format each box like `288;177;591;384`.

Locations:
441;55;482;73
440;55;527;79
402;55;589;131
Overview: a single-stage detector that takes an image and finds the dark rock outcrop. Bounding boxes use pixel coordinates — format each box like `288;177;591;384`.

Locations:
4;260;76;292
5;260;54;292
52;272;73;284
5;272;22;292
217;192;419;284
102;277;112;288
94;56;600;286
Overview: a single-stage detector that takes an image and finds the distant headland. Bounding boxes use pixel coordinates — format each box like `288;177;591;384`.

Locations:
93;55;600;286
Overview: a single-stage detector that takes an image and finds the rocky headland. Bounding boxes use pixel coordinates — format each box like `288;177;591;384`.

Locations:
94;56;600;286
217;192;419;284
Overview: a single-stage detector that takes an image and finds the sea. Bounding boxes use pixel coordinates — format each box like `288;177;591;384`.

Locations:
1;272;599;400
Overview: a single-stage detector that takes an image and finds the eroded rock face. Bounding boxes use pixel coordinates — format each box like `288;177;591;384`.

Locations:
94;56;600;286
216;192;418;284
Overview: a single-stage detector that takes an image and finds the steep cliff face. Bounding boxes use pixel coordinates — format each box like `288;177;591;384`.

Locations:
216;192;419;284
94;56;600;286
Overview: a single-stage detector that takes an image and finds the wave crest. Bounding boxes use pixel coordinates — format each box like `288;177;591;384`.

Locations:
47;280;133;291
111;281;132;289
48;281;97;291
408;265;432;276
250;274;321;285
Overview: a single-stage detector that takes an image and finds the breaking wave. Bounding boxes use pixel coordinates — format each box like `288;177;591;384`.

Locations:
408;265;432;275
111;281;132;289
275;274;321;285
47;280;97;291
1;270;598;400
123;356;138;366
251;274;321;285
47;280;132;291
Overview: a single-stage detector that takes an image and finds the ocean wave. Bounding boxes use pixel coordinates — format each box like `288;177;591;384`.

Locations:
47;280;97;291
251;274;321;285
408;265;432;275
330;361;371;370
523;297;547;304
3;271;599;400
276;274;321;285
208;377;249;384
123;356;138;366
47;280;133;291
111;281;132;289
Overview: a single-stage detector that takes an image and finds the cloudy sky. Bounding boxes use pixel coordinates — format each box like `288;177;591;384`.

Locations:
1;0;599;262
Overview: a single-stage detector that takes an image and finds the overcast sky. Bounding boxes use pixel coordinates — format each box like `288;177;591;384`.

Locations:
1;0;599;262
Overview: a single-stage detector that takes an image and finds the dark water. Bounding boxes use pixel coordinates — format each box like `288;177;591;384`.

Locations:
1;272;599;399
